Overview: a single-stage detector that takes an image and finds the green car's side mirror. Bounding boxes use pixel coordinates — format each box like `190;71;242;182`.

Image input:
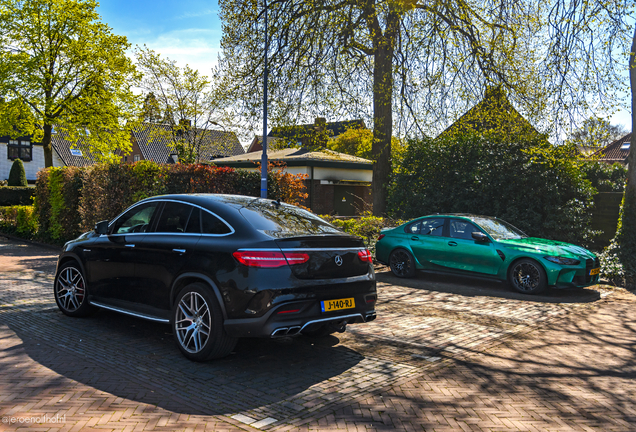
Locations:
472;231;489;242
95;220;109;235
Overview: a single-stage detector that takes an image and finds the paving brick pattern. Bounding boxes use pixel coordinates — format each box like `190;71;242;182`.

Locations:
1;237;635;431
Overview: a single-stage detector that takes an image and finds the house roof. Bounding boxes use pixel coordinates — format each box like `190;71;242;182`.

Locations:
131;123;244;163
268;119;366;140
212;147;373;170
439;87;541;139
590;133;631;164
51;133;96;167
247;135;283;153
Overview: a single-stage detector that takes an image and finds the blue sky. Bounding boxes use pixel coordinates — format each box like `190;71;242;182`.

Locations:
97;0;224;77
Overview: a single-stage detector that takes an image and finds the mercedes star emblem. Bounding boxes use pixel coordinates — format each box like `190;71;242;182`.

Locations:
334;255;343;266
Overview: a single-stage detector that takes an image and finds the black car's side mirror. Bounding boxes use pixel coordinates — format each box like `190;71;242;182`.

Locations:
95;220;109;235
472;232;489;242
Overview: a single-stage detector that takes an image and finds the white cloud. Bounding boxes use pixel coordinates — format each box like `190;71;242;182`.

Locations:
131;28;222;77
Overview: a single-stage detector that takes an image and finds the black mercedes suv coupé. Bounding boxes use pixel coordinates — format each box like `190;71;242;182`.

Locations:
53;194;377;361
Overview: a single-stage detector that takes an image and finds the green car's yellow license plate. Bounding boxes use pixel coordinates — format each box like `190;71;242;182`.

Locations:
321;297;355;312
590;267;600;276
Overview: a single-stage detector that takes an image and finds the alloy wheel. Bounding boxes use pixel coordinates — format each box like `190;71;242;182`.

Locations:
511;262;541;292
390;250;412;277
175;292;212;354
55;266;86;312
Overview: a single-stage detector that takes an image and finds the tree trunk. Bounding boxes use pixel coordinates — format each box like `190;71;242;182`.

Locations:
371;40;394;217
42;123;53;168
617;23;636;289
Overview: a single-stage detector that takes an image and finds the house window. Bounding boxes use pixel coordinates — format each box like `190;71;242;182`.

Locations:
134;154;140;162
70;149;83;157
621;143;630;150
7;139;32;162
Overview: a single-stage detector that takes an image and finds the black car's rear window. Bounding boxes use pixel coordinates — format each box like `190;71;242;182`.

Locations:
239;201;341;238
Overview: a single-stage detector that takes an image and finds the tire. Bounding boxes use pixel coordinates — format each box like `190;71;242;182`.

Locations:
389;249;416;278
172;283;237;361
54;261;93;317
508;259;547;294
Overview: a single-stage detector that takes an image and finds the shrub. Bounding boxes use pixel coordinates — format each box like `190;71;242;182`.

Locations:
8;158;27;186
389;132;597;247
579;161;627;192
321;213;405;255
0;205;38;238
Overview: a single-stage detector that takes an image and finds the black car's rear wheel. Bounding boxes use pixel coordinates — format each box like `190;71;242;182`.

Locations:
389;249;416;278
508;259;547;294
172;283;237;361
54;262;93;317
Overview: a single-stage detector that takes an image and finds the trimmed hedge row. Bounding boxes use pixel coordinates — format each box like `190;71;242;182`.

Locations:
0;186;34;206
0;205;38;238
34;161;308;243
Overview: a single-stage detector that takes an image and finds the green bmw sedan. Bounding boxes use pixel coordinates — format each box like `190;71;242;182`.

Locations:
375;214;600;294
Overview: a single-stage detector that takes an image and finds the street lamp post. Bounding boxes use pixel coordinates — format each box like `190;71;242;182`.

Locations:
260;0;269;199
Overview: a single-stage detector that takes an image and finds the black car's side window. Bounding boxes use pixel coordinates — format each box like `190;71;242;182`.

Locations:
450;219;480;240
155;202;193;233
421;219;445;236
184;208;232;235
112;202;159;234
202;210;231;235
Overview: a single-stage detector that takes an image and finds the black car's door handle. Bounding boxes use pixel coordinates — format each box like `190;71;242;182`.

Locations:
410;236;419;241
173;249;186;254
448;241;458;246
125;244;135;248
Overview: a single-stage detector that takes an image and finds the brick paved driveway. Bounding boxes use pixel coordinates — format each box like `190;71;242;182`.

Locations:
1;235;635;431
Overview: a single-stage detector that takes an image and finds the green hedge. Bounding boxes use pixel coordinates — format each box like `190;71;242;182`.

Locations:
33;161;307;242
0;186;34;206
389;132;597;247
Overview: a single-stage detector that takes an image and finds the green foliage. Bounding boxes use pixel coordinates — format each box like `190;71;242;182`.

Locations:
389;132;597;246
0;205;38;238
321;213;405;255
0;0;140;166
566;117;627;152
327;128;407;163
8;159;27;186
579;161;627;192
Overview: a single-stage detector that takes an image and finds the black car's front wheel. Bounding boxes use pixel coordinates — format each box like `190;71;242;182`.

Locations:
54;262;93;317
389;249;416;278
172;283;237;361
508;259;547;294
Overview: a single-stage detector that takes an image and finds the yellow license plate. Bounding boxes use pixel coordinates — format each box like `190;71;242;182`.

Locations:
321;297;355;312
590;267;600;276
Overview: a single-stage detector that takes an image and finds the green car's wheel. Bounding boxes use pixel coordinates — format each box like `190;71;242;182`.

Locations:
389;249;416;278
508;259;547;294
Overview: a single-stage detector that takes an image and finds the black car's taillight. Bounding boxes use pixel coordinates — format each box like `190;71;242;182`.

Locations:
232;250;309;268
358;249;373;262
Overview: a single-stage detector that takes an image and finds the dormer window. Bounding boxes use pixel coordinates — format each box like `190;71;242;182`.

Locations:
7;139;32;162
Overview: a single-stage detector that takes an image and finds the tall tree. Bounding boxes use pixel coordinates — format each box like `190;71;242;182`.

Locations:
614;26;636;289
135;46;229;164
566;116;628;152
217;0;631;215
0;0;139;166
